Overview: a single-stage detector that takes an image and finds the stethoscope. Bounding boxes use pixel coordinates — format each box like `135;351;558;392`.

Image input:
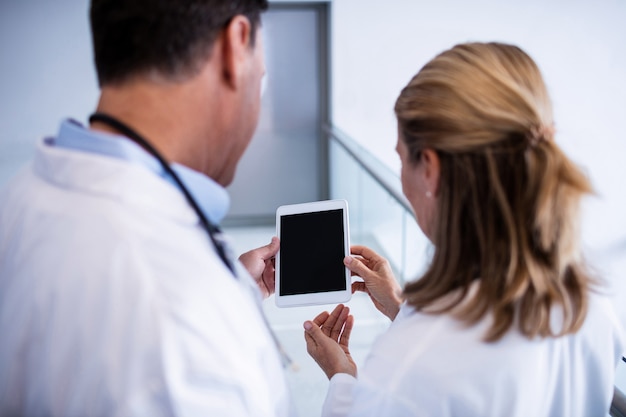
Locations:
88;112;295;370
89;112;235;274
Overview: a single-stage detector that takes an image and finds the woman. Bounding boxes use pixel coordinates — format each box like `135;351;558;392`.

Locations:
303;42;625;416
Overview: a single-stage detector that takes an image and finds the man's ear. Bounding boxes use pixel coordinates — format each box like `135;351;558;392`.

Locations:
221;15;253;90
421;148;441;196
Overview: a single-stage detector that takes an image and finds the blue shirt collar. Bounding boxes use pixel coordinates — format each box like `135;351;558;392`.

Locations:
51;119;230;224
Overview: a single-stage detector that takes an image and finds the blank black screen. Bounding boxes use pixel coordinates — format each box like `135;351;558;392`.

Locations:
279;209;346;296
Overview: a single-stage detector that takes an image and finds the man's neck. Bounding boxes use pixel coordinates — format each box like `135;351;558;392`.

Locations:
91;73;226;182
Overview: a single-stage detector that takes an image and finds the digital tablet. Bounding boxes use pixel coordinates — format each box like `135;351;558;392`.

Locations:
275;199;351;308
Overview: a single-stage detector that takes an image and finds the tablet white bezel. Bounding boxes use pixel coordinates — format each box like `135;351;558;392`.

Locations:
275;199;351;308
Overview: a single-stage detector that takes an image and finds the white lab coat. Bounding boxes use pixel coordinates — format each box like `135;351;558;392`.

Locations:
0;141;291;416
323;284;625;417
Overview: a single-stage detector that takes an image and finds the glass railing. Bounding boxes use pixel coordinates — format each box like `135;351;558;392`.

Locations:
326;126;431;285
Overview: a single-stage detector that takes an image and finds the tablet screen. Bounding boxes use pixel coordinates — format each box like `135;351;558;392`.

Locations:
279;209;346;296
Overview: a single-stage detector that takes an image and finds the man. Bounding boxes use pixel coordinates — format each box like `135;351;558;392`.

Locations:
0;1;292;415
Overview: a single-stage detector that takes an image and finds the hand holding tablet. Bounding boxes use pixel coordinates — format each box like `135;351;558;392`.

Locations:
275;200;351;307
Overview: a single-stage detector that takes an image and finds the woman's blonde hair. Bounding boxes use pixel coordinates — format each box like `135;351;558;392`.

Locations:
395;42;594;341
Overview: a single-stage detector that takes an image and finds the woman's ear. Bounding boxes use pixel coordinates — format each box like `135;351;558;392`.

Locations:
420;148;441;197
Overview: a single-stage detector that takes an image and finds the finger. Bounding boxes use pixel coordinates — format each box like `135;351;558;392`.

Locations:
351;281;368;294
304;326;317;346
312;311;330;327
348;255;374;271
257;237;280;261
304;326;319;355
339;315;354;348
304;328;314;345
321;304;344;337
344;256;374;280
350;245;381;260
263;257;275;273
330;306;349;342
262;259;276;286
261;274;275;297
303;320;328;348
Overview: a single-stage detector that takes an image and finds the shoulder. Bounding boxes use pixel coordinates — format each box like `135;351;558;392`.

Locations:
352;308;474;416
360;305;478;389
0;160;38;211
354;291;624;416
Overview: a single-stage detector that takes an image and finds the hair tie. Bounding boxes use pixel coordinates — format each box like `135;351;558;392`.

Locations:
527;124;554;148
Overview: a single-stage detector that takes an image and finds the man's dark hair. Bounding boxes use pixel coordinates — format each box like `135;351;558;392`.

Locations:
90;0;269;86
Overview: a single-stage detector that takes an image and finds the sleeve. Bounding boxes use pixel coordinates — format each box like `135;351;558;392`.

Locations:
321;373;419;417
322;373;357;417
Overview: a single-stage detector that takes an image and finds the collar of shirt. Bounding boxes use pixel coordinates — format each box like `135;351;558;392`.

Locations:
50;119;230;224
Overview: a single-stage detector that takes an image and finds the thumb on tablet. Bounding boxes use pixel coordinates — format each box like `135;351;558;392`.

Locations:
344;255;369;279
259;236;280;260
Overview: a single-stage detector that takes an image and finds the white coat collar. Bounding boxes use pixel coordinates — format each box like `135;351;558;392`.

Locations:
33;138;201;226
52;119;230;224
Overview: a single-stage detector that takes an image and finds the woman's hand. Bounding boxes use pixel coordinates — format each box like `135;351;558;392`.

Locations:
238;237;279;299
304;304;356;379
346;245;404;321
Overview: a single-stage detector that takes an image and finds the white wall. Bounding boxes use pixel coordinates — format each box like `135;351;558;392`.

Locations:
331;0;626;325
0;0;98;186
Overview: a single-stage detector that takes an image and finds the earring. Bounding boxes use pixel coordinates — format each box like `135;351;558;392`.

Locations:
426;191;432;199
